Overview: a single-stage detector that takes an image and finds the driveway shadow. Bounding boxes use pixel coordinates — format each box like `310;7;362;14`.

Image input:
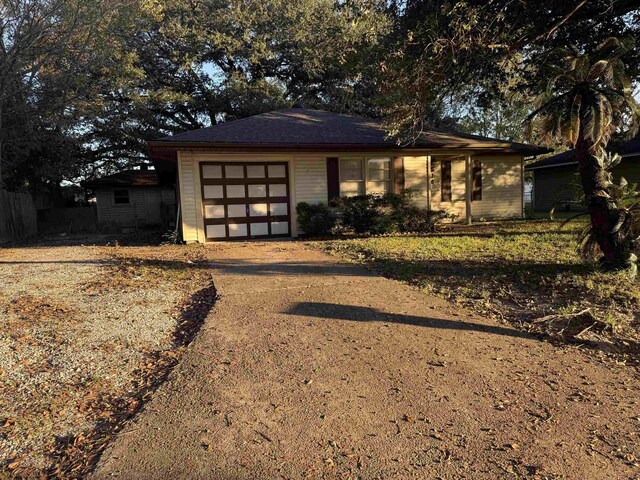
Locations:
286;302;534;341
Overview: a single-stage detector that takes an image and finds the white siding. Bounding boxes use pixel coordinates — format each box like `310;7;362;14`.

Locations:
96;188;150;227
430;155;523;220
403;156;429;208
294;157;328;204
178;152;199;242
470;155;523;219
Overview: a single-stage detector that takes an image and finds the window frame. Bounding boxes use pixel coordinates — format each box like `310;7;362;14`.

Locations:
113;189;130;205
339;156;393;197
366;157;392;195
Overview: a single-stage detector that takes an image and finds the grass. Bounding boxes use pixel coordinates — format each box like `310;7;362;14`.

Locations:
322;219;640;354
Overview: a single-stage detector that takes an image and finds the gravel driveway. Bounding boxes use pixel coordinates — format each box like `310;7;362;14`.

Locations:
94;241;640;480
0;238;214;477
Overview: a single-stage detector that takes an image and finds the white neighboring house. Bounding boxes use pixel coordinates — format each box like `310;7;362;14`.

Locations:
87;166;176;230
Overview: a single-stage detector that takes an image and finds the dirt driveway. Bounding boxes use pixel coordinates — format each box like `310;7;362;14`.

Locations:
94;241;639;480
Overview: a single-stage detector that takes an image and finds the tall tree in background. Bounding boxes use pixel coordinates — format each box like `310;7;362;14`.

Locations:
0;0;150;192
80;0;391;181
381;0;639;141
526;38;640;275
0;0;391;195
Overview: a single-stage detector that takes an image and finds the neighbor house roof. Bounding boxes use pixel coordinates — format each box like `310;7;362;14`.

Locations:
85;169;159;188
148;108;548;155
526;135;640;171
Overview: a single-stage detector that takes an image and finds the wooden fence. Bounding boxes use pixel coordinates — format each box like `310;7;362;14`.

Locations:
0;189;37;244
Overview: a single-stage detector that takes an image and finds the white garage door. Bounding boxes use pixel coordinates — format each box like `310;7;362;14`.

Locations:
200;162;291;241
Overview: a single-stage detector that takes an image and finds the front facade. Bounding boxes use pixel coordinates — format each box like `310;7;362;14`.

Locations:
150;108;545;242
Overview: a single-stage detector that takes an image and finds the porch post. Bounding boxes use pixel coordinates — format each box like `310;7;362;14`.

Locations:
465;154;472;224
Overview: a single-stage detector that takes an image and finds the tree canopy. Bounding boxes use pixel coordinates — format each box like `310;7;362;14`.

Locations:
0;0;638;199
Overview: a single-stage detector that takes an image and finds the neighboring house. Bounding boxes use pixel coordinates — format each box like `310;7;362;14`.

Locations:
526;136;640;212
148;107;547;242
86;167;177;229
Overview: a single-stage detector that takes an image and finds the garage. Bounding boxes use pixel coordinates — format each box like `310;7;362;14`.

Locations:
200;162;291;240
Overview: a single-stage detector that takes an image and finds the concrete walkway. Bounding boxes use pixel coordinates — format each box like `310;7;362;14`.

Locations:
94;242;639;479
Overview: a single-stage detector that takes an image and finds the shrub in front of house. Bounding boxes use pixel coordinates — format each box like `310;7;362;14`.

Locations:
331;195;392;235
296;191;451;237
296;202;338;237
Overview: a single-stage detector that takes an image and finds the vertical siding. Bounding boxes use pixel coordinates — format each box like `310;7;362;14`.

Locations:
403;156;429;208
178;152;199;242
294;157;328;204
533;166;579;212
470;155;523;219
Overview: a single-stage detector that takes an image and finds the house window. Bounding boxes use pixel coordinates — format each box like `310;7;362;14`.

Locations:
340;158;364;196
441;160;452;202
367;158;391;194
472;160;482;201
114;189;130;204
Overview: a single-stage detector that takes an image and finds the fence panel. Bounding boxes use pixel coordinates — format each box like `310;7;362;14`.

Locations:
0;190;38;244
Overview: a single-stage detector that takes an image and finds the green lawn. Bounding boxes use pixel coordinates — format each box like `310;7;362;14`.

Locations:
322;219;640;352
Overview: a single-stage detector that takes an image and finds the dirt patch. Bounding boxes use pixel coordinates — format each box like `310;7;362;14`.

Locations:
92;241;640;480
0;243;216;478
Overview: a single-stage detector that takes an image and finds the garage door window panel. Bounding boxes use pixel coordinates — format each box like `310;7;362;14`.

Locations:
200;162;291;240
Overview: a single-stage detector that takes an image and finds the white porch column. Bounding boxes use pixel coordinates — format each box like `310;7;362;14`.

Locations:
465;154;472;224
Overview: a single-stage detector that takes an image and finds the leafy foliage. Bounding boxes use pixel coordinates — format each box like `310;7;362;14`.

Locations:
329;191;450;236
296;202;338;237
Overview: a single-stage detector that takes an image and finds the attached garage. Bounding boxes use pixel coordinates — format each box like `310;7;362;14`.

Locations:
200;162;291;240
149;107;546;243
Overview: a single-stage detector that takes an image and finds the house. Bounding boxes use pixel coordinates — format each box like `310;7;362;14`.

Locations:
526;136;640;212
148;108;547;242
86;166;177;230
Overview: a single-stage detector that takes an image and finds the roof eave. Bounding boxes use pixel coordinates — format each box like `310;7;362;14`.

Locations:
147;140;547;156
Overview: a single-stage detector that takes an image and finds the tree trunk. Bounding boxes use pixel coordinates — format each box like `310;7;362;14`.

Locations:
575;131;633;271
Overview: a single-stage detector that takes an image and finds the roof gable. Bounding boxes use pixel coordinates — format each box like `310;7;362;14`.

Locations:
150;108;547;155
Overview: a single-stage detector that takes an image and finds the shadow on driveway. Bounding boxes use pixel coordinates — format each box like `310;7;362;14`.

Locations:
286;302;534;340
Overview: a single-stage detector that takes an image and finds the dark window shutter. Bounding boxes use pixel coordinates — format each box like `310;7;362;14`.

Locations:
441;160;452;202
393;157;404;194
472;160;482;201
326;157;340;201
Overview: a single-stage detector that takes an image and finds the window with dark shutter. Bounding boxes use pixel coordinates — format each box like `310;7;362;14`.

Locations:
472;160;482;201
326;157;340;201
441;160;452;202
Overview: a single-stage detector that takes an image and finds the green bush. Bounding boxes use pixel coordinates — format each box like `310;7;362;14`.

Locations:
331;195;390;234
331;190;450;235
296;202;337;237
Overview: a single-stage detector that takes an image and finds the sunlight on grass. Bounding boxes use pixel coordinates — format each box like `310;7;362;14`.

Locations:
322;220;639;342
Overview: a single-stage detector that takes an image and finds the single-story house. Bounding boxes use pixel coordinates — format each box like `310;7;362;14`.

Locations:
526;136;640;212
148;107;547;242
86;166;177;229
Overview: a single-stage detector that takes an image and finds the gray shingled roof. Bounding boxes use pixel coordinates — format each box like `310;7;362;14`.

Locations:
150;108;547;155
85;169;159;188
526;135;640;170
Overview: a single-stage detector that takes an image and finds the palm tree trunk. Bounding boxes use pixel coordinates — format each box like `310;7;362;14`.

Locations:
575;132;632;270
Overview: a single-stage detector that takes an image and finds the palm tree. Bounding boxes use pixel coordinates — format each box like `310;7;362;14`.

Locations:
526;36;640;277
